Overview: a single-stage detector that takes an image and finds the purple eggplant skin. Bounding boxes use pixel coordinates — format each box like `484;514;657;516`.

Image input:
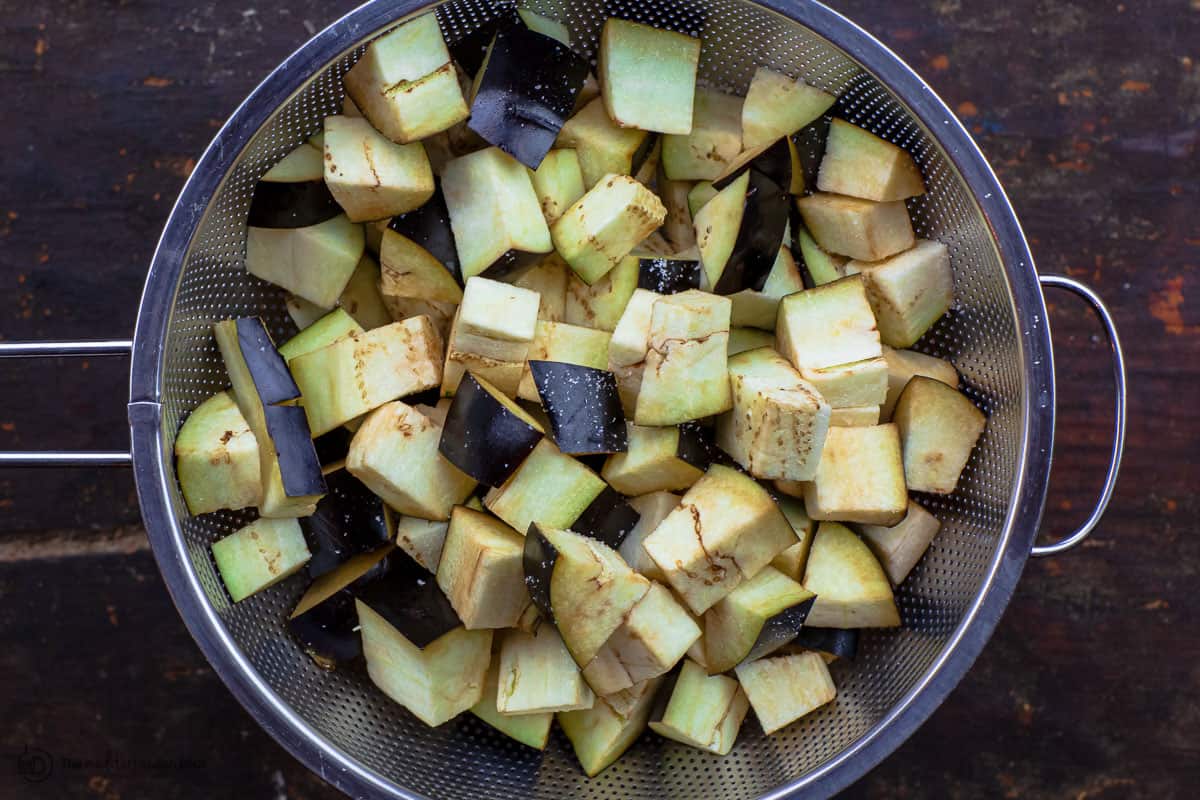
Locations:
448;8;521;77
743;594;817;666
468;25;589;170
675;421;718;471
263;404;327;498
354;550;464;649
793;626;859;661
711;170;791;295
477;249;549;282
523;522;560;621
571;486;640;550
236;317;301;407
637;257;702;295
388;184;462;284
439;372;545;487
247;180;342;229
301;471;392;577
288;588;363;666
712;137;793;193
528;361;628;456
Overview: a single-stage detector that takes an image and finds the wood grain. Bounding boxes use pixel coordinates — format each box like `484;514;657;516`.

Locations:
0;0;1195;797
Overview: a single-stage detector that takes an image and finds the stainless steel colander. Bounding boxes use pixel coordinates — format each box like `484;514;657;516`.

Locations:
0;0;1128;797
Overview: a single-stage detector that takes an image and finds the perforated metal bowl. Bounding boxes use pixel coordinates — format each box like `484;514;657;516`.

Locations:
0;0;1127;797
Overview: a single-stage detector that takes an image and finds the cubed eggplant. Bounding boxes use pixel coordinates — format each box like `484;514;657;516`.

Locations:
564;254;639;332
599;18;700;135
516;320;611;402
468;24;589;169
637;256;702;295
511;255;570;321
618;491;679;582
571;486;640;550
648;659;749;755
804;425;908;526
300;469;391;577
496;626;594;714
893;376;986;495
323;115;434;222
642;464;795;615
727;327;775;356
288;544;393;666
246;213;365;310
175;391;262;516
439;371;546;487
817;118;925;202
436;506;530;629
601;422;714;496
697;168;791;296
636;290;732;425
278;308;363;362
262;142;324;183
849;239;954;348
559;676;663;777
858;499;941;586
470;657;554;749
775;275;883;371
484;439;605;533
528;149;587;225
702;565;816;673
741;68;836;149
584;582;700;693
661;88;743;181
880;345;959;422
552;174;667;284
734;651;836;734
382;182;462;287
528;361;627;456
795;225;848;287
214;318;326;518
795;193;914;262
729;246;806;331
802;521;899;628
556;98;651;189
211;518;311;603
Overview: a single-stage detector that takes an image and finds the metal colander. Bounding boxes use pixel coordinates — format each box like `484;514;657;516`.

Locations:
0;0;1127;797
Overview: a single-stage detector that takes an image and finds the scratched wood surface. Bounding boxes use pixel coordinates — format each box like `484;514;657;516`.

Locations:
0;1;1196;798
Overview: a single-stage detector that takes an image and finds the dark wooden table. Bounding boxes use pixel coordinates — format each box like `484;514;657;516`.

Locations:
0;1;1195;797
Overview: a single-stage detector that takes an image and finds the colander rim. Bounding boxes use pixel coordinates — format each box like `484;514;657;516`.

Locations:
128;1;1056;797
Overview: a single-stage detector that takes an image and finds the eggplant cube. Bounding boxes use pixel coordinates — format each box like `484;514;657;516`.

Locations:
741;67;836;149
893;376;986;494
776;275;883;371
347;401;478;520
379;217;463;309
559;676;663;777
212;518;310;603
717;346;831;482
438;371;545;487
688;181;718;217
441;315;527;398
695;171;748;290
246;214;365;310
595;581;700;686
471;658;553;749
456;276;541;358
602;423;708;496
393;516;449;573
796;226;849;286
517;321;612;402
803;521;899;628
529;362;627;456
881;345;959;421
657;172;696;251
618;491;680;582
176;392;262;516
817;118;926;202
661;88;743;181
729;247;806;331
830;405;882;427
795;193;915;262
288;317;444;437
703;565;815;674
643;464;796;615
858;499;941;585
607;288;660;367
635;290;732;426
728;327;775;356
771;496;816;581
649;659;750;755
529;149;586;224
734;651;836;734
497;626;595;714
512;255;570;321
804;424;907;526
443;147;552;280
556;98;651;189
565;254;640;332
850;239;954;348
287;254;391;332
436;506;530;629
800;357;889;409
552;174;667;285
535;524;652;667
278;307;363;362
598;18;700;134
323;116;434;223
343;14;468;144
263;142;324;183
484;439;606;534
357;601;492;727
468;25;588;170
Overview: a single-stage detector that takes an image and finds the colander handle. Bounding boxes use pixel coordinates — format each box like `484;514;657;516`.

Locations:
1031;275;1127;557
0;340;134;467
